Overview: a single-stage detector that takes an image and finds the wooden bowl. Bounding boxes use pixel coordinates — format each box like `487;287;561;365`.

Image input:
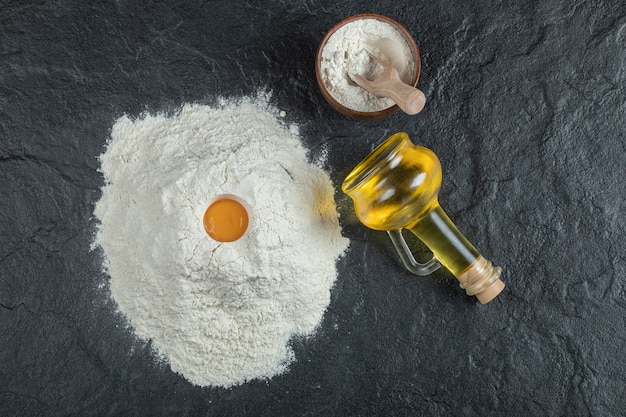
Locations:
315;14;421;120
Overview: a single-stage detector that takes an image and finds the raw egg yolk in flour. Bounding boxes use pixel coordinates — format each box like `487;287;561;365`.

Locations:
203;197;250;242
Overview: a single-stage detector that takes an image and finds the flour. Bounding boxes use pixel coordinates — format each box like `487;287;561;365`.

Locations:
93;95;349;387
320;18;416;112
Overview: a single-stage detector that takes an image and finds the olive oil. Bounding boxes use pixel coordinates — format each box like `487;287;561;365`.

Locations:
343;132;504;303
342;133;441;231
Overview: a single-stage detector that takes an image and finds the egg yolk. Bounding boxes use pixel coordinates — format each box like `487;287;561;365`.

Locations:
203;198;249;242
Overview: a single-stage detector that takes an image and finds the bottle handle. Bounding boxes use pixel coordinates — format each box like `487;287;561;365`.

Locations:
387;230;441;276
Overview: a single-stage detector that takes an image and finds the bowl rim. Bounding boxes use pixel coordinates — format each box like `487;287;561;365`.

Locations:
315;13;421;120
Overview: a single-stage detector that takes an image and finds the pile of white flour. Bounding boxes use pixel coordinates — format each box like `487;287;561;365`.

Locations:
93;95;349;387
319;18;416;112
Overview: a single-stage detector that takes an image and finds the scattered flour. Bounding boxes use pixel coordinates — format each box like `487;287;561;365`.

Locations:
320;18;416;112
93;95;349;388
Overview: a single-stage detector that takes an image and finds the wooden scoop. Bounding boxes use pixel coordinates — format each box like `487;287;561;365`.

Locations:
351;52;426;115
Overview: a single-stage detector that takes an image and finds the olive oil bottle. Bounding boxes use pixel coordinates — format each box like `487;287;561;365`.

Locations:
342;132;504;304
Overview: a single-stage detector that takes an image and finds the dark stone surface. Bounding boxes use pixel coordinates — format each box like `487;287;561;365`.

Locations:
1;0;625;415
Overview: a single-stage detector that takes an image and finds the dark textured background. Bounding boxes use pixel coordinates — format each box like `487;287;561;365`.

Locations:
1;0;625;416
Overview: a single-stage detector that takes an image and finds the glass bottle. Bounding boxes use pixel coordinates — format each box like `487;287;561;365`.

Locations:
342;132;504;304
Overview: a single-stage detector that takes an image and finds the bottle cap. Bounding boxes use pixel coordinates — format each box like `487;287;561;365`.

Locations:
457;256;505;304
475;278;505;304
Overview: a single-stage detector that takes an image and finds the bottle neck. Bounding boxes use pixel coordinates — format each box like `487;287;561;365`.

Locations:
408;204;504;303
407;204;480;277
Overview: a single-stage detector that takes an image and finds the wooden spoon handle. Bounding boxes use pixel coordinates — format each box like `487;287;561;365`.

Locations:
377;79;426;115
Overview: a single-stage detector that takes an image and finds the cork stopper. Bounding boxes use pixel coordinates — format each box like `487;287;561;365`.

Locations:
475;278;505;304
457;256;504;304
